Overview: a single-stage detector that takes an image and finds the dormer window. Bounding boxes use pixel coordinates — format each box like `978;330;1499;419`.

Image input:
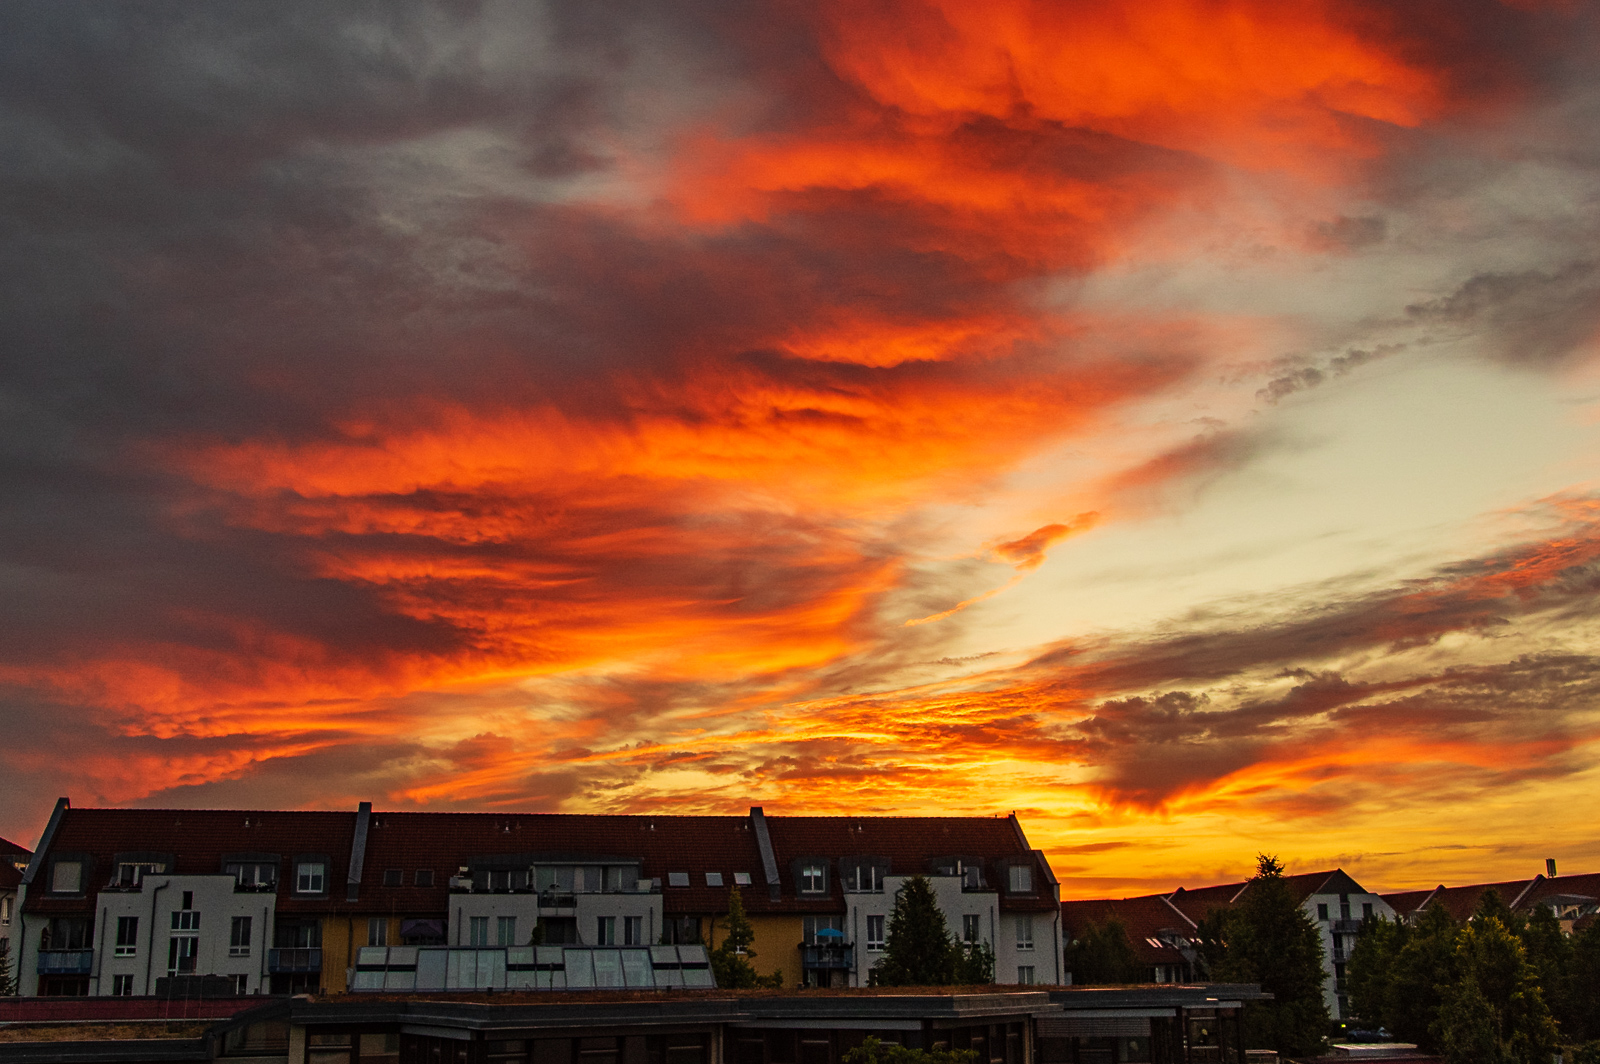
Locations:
1007;863;1033;894
50;859;83;894
296;861;326;894
800;863;826;894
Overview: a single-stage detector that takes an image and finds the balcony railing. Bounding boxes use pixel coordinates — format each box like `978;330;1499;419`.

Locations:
38;949;94;975
800;944;854;970
1332;947;1347;962
1330;919;1362;933
268;947;323;973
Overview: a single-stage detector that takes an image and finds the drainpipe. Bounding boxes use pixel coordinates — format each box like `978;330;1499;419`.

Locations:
93;905;107;993
145;880;170;995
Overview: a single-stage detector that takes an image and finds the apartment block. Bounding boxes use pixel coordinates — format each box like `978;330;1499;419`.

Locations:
12;799;1060;996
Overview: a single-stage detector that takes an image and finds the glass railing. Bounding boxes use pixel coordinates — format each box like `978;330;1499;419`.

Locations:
267;947;323;972
37;949;93;975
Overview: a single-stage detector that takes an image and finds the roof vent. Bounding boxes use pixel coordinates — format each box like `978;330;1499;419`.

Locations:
1547;859;1558;878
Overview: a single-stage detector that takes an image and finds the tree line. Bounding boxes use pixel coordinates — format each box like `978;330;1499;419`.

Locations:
1348;888;1600;1064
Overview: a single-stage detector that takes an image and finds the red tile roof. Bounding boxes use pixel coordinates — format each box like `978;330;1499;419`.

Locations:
0;835;32;857
1164;869;1374;924
1382;871;1600;922
22;806;1051;917
1381;878;1533;923
1060;895;1196;967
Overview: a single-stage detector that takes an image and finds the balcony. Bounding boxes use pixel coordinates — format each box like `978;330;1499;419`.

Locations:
38;950;94;975
1332;947;1347;962
1330;919;1362;933
267;948;323;973
539;891;577;909
233;881;277;894
800;943;854;970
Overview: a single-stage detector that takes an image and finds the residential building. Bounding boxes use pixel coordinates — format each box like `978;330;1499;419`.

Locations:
12;799;1060;996
1065;869;1394;1020
1383;864;1600;933
1;833;31;966
1060;895;1199;984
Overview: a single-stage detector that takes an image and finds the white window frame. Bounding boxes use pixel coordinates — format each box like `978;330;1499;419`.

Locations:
230;916;252;956
51;860;82;894
115;916;139;956
469;916;489;946
171;910;201;931
1008;864;1033;893
296;861;326;894
962;914;981;943
596;916;616;945
1017;965;1036;985
497;916;517;946
800;864;826;893
112;974;135;996
367;916;387;947
624;916;643;946
866;914;886;951
1016;914;1034;950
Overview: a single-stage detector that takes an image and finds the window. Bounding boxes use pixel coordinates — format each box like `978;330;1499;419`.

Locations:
415;869;434;887
232;975;249;995
1317;903;1329;921
705;872;724;887
624;916;643;946
734;872;751;886
800;864;826;894
1007;864;1033;894
168;935;198;974
231;916;253;956
866;915;886;951
274;920;321;949
45;916;91;950
484;869;530;892
802;915;842;944
227;862;277;890
1017;965;1036;985
667;872;690;888
181;891;193;910
0;895;10;925
51;860;82;894
469;916;489;946
296;861;326;894
498;917;517;946
1363;902;1374;919
383;869;402;887
661;917;701;945
596;916;616;945
963;914;981;943
112;974;135;996
115;916;140;957
113;861;165;887
1016;914;1034;950
171;910;201;931
367;917;387;947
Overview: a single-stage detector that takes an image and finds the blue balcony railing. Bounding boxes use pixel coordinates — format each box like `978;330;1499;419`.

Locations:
267;947;322;973
800;944;854;970
38;950;94;975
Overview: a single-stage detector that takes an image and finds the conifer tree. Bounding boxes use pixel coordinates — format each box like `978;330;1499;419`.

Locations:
0;938;13;997
709;887;779;988
1208;855;1329;1057
1384;903;1459;1049
1346;911;1407;1026
871;876;958;986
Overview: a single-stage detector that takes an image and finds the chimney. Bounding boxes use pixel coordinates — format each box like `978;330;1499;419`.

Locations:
1546;858;1558;878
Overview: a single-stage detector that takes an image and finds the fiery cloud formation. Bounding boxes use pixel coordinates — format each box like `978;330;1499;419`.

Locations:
3;0;1600;892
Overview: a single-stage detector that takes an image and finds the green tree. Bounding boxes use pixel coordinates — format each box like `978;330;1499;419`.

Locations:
1569;919;1600;1043
871;876;959;987
1516;905;1571;1034
1208;855;1329;1057
954;937;994;986
1346;911;1406;1026
1472;888;1525;936
708;887;781;988
1384;903;1458;1048
1433;918;1557;1064
842;1036;977;1064
0;937;13;997
1065;919;1142;986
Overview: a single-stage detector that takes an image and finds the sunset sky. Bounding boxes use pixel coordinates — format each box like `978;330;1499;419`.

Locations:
4;0;1600;898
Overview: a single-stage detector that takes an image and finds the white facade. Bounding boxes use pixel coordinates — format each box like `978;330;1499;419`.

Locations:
448;889;661;948
20;874;275;996
1302;886;1396;1019
843;873;1059;987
